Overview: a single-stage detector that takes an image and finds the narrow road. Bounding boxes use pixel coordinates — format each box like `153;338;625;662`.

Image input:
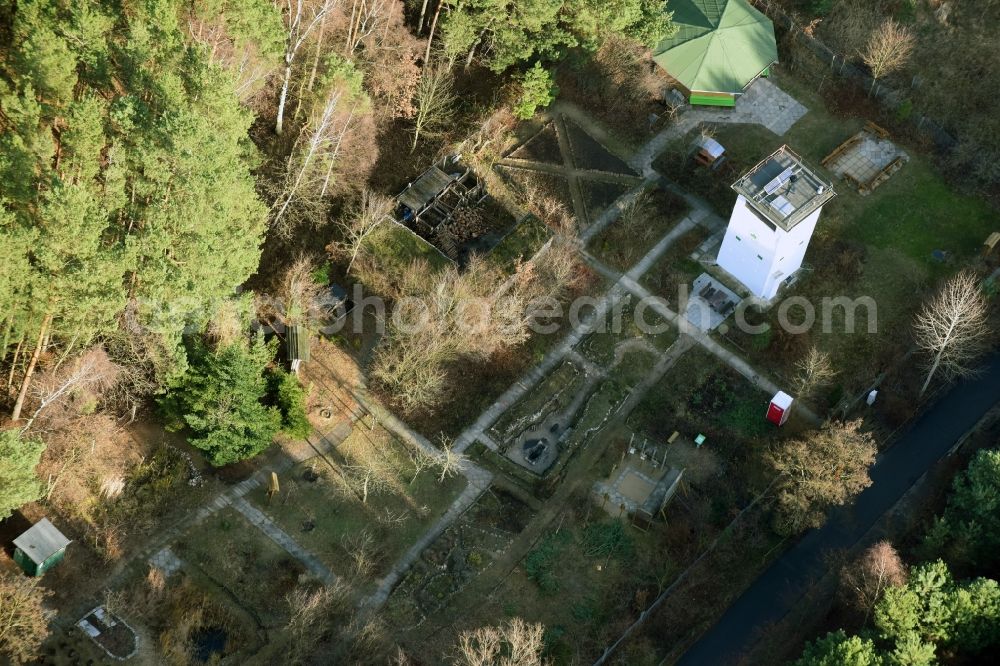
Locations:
676;354;1000;666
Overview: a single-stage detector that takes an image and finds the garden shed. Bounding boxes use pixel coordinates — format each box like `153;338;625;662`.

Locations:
13;518;71;576
652;0;778;107
286;324;309;374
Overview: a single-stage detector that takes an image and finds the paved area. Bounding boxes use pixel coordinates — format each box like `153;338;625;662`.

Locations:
148;546;182;578
452;284;630;454
344;385;496;609
678;354;1000;665
111;418;354;596
826;133;909;185
363;463;493;608
729;78;809;135
231;496;336;585
684;273;741;332
629;78;807;176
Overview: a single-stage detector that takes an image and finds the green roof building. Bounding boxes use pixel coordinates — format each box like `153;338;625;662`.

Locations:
653;0;778;107
13;518;71;576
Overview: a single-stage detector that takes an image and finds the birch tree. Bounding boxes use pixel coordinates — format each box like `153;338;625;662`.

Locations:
330;190;394;274
410;66;456;152
860;19;915;95
271;56;371;234
275;0;339;135
913;271;990;396
840;541;907;623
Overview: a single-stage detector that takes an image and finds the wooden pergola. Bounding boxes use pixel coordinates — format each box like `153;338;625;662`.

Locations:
396;165;485;235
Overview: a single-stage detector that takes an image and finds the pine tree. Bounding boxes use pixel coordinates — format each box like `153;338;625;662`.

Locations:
794;630;883;666
0;0;275;413
0;429;46;520
161;335;281;467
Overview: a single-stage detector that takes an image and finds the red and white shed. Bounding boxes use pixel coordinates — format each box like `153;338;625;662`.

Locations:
766;391;794;426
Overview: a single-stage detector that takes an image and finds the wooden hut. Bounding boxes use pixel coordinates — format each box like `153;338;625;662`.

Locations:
652;0;778;107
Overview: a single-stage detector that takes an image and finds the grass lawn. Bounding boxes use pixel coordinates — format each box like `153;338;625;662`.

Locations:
246;450;467;591
176;508;304;627
640;224;709;304
363;222;453;274
498;518;669;663
488;214;553;269
627;347;798;504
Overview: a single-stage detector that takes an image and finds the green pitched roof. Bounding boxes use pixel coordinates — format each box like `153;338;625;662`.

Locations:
653;0;777;94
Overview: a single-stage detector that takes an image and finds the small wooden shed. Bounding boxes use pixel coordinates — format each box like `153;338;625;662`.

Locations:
13;518;71;576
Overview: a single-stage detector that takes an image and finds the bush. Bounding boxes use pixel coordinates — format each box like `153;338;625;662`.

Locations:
310;262;331;285
808;0;833;16
582;521;633;559
525;530;571;593
269;370;312;439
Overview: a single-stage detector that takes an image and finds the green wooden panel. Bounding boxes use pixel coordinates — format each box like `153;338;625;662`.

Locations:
13;548;39;576
38;549;66;575
690;94;736;107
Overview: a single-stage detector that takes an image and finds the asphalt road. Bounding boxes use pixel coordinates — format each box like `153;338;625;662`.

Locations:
677;354;1000;666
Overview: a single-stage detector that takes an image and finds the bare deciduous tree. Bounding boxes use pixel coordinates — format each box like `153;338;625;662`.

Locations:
22;346;120;433
453;617;547;666
256;257;327;331
793;346;837;402
0;574;52;666
411;66;456;152
280;256;328;327
271;80;369;234
342;528;382;577
913;271;990;396
435;438;467;483
276;0;338;135
860;19;915;95
330;190;394;274
840;540;907;622
285;581;351;661
368;226;582;414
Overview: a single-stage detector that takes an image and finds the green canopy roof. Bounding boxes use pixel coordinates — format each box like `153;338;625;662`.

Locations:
653;0;777;94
